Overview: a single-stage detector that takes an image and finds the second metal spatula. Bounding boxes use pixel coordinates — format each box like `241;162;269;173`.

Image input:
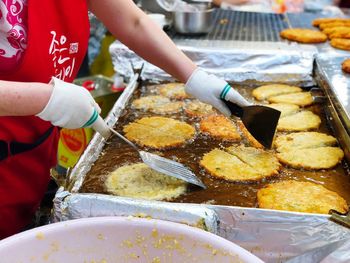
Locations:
222;100;281;148
108;128;207;189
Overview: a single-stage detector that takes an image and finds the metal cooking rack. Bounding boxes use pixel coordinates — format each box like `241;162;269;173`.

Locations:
167;10;289;42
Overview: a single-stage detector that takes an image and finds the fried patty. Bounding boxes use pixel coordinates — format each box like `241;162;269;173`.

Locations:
277;147;344;170
200;146;280;182
105;163;187;200
312;17;350;27
319;21;350;30
199;115;240;141
342;58;350;74
267;103;300;117
123;116;195;149
252;84;302;101
267;92;313;107
323;26;350;35
184;100;216;118
132;95;183;114
277;111;321;132
329;30;350;39
257;180;349;214
226;146;280;176
158;83;191;100
330;38;350;51
280;28;327;43
274;132;337;152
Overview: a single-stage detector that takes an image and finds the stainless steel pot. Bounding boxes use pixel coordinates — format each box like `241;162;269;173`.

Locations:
173;4;214;34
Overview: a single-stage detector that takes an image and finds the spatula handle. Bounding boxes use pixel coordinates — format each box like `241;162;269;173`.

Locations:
221;99;244;118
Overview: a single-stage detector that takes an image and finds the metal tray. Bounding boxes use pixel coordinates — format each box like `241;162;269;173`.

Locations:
53;73;350;262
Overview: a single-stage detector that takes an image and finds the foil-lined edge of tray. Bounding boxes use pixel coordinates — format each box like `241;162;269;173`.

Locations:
109;41;317;86
316;54;350;128
53;188;350;262
54;72;350;262
67;74;140;193
315;54;350;165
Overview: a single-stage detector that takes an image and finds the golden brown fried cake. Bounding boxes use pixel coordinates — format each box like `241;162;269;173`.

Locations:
226;146;280;176
132;95;183;114
184;100;216;118
277;146;344;170
237;121;264;149
199;115;240;141
267;92;313;107
329;31;350;39
252;84;302;101
267;103;300;117
323;26;350;35
280;28;327;43
158;83;191;100
330;38;350;50
277;111;321;132
123;116;195;149
105;163;187;200
200;147;279;182
313;17;350;27
319;21;350;30
257;180;349;214
342;58;350;74
275;132;337;152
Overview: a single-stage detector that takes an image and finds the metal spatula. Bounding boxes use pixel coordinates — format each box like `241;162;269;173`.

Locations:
222;100;281;149
108;127;206;189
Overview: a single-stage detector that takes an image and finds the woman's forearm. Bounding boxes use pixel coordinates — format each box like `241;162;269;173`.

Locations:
0;80;52;116
89;0;197;83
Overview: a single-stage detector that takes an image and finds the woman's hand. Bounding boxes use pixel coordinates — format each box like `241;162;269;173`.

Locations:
36;77;102;129
185;69;250;116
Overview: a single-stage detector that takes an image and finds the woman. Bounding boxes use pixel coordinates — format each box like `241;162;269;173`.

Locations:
0;0;248;238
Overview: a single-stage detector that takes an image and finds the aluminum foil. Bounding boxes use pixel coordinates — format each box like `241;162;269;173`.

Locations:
52;72;350;262
53;188;219;234
109;40;317;86
53;188;350;262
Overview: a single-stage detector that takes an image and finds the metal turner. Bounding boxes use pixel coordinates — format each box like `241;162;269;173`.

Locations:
108;127;207;189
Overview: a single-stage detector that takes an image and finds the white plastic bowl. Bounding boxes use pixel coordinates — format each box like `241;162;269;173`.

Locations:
0;217;264;263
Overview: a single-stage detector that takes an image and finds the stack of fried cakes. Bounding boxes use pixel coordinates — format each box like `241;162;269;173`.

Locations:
312;17;350;51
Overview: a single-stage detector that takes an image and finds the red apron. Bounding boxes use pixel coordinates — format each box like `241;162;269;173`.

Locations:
0;0;89;238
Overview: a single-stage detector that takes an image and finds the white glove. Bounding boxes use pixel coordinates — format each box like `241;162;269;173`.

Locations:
37;77;102;129
185;68;250;116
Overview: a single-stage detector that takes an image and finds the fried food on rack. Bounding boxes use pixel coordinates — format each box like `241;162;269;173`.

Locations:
277;111;321;131
280;28;327;43
252;84;302;101
277;146;344;170
132;95;183;114
312;17;350;27
267;103;300;117
105;163;187;200
267;92;313;107
330;38;350;51
200;146;280;182
319;21;350;30
329;30;350;39
342;58;350;74
323;26;350;35
157;83;191;100
275;132;337;152
184;100;216;117
257;180;349;214
199;115;240;141
123;116;195;149
237;121;264;149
